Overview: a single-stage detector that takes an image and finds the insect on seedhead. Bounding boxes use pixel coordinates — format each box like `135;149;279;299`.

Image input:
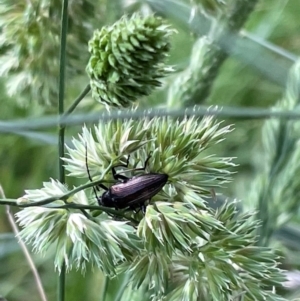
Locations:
85;143;168;211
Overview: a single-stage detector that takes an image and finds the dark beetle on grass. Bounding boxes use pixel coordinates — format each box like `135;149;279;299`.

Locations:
85;145;168;212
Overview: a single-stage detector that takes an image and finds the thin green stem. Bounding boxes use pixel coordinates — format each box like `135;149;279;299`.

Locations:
52;204;139;223
6;106;300;134
58;0;69;300
100;276;109;301
58;265;66;301
115;274;130;301
241;30;298;63
58;0;68;181
0;174;139;224
0;166;113;207
58;129;65;181
0;199;139;224
0;106;299;135
0;198;20;205
64;84;91;116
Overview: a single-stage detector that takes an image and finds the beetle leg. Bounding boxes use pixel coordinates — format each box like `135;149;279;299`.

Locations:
136;203;147;214
112;155;131;182
112;167;130;182
143;152;152;170
128;202;147;214
97;183;108;191
126;152;153;174
85;143;108;203
136;152;152;172
128;205;138;213
113;152;153;182
140;203;147;214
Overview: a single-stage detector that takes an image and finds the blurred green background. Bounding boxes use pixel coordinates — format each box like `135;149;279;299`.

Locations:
1;0;300;300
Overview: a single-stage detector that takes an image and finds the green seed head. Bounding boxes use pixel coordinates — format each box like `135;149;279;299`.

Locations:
86;14;175;109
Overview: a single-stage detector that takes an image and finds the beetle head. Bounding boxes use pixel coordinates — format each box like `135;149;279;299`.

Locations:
99;190;115;208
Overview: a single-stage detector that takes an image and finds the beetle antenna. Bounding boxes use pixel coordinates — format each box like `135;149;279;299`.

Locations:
85;143;101;202
85;143;94;182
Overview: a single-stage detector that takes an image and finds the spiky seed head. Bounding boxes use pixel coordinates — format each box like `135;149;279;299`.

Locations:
86;14;175;109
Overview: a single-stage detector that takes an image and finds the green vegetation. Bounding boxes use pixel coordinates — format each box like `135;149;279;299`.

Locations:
0;0;300;300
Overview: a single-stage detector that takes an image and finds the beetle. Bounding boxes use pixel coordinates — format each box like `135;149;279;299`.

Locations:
85;145;168;212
